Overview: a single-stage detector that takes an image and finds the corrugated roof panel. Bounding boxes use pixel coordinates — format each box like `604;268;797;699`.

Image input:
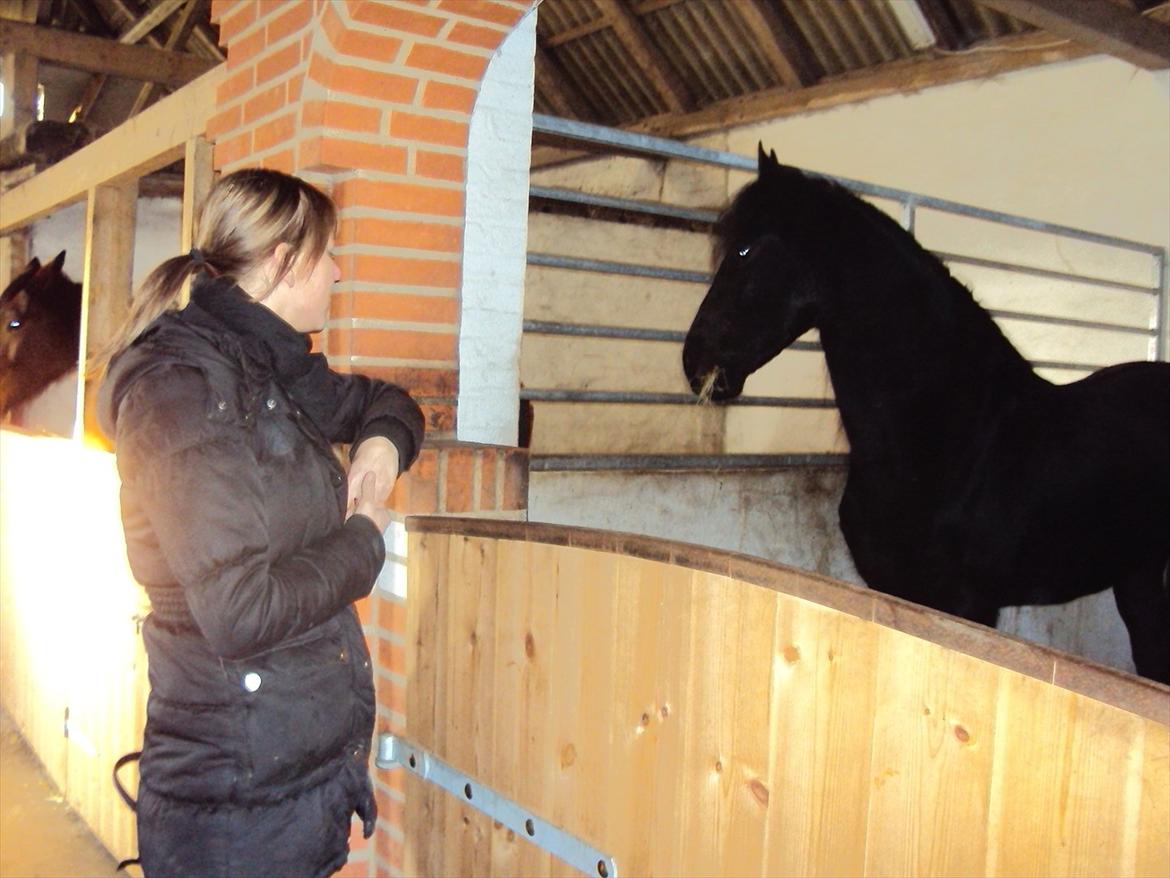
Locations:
641;0;782;106
536;0;603;37
848;0;914;62
594;27;665;120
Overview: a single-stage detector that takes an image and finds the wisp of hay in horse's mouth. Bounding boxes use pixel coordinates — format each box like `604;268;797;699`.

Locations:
697;368;721;405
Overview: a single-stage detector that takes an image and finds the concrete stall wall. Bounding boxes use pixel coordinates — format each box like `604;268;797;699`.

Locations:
526;55;1170;676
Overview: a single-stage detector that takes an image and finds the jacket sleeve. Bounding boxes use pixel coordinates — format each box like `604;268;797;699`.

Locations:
286;354;425;469
114;365;385;660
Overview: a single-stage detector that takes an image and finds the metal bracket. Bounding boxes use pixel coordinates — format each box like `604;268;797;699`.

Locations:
376;733;617;878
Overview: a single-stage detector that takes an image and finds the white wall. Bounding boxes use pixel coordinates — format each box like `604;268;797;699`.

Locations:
457;7;536;446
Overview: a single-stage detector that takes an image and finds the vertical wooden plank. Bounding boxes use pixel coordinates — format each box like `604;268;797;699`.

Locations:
864;630;998;877
761;598;879;877
436;535;501;878
717;578;777;878
81;181;137;441
1053;693;1147;876
1135;719;1170;877
180;136;213;306
669;570;721;877
647;562;696;878
603;556;667;878
515;541;560;877
488;538;531;877
181;137;213;252
405;530;447;878
987;672;1155;876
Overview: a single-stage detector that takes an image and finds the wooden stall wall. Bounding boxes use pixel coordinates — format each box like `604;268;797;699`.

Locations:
405;519;1169;878
0;432;149;863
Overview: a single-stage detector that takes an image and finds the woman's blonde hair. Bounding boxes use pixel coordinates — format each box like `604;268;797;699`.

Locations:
90;168;337;374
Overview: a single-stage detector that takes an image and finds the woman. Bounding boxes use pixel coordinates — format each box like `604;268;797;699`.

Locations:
96;169;425;877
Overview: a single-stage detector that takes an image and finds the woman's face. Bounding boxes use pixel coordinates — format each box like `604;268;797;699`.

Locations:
263;240;340;333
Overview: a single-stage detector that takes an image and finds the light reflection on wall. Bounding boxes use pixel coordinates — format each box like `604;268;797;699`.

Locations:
0;428;147;860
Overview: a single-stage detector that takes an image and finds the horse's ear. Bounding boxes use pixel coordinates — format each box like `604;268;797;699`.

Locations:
757;142;779;179
1;258;40;300
49;250;66;273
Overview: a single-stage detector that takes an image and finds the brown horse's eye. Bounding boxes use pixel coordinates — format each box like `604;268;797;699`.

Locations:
5;319;21;331
737;245;751;258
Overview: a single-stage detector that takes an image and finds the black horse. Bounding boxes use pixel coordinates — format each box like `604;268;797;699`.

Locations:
683;147;1170;684
1;252;81;418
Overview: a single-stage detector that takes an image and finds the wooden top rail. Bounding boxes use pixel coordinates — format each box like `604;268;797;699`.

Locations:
407;515;1169;724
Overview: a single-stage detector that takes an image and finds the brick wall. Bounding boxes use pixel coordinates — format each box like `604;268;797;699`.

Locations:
206;2;535;874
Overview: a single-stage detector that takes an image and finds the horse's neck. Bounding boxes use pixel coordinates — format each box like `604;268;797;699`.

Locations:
819;266;1038;467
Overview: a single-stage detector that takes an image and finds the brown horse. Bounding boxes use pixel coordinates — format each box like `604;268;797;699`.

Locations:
1;252;81;418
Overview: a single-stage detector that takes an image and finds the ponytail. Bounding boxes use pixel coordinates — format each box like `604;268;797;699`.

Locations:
87;249;209;378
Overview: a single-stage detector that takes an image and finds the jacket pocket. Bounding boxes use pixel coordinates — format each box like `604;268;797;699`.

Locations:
238;617;357;793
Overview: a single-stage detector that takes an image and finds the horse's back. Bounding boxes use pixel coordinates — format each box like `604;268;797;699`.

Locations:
1059;360;1170;448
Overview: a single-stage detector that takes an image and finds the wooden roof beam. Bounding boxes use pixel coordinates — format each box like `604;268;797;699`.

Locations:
535;40;598;120
594;0;692;113
625;30;1095;141
730;0;818;88
914;0;967;50
0;19;216;88
118;0;187;44
975;0;1170;69
129;0;205;117
99;0;222;61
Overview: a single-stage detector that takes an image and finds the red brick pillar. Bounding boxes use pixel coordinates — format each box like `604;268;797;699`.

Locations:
207;2;535;873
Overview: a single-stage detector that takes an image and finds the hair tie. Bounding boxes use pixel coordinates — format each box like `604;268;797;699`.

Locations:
189;247;206;267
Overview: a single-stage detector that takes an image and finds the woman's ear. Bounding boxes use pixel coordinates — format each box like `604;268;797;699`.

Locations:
271;242;295;286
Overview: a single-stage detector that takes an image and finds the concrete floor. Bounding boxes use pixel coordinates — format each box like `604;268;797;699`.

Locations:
0;708;124;878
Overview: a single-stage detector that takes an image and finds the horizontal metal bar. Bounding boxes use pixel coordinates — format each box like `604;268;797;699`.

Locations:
534;113;752;170
377;734;616;878
1031;359;1103;373
939;252;1158;296
532;114;1163;257
521;389;837;408
530;185;719;224
523;319;822;351
531;453;849;472
987;308;1155;336
528;252;710;284
524;320;684;343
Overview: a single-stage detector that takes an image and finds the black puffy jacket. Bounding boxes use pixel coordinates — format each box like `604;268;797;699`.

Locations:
99;278;424;878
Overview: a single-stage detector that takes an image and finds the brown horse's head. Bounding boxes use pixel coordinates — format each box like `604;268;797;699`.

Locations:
0;251;82;416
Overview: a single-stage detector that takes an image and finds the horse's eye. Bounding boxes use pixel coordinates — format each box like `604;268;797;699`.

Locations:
737;245;751;258
5;319;21;331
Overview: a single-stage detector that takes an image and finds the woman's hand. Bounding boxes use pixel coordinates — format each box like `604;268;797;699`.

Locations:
349;471;392;534
346;437;399;534
347;436;400;506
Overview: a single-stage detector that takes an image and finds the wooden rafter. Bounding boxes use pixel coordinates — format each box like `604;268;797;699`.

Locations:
100;0;222;61
975;0;1170;68
535;40;598;120
119;0;186;44
0;64;222;234
532;28;1097;167
0;19;216;89
915;0;968;50
128;0;204;117
729;0;818;88
635;29;1096;138
594;0;692;113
